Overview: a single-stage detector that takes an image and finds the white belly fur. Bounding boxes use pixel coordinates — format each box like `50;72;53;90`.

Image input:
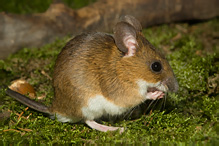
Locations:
82;95;128;120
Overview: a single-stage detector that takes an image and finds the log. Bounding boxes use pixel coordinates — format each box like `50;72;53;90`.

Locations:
0;0;218;59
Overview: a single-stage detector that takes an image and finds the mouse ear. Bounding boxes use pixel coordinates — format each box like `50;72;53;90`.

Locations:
120;15;142;32
114;22;138;57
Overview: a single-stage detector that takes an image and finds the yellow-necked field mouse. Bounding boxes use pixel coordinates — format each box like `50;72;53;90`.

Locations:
6;15;178;133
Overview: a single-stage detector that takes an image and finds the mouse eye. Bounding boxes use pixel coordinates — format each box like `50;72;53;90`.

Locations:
151;61;162;73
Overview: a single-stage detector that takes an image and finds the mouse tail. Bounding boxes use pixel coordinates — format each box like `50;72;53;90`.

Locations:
6;88;50;114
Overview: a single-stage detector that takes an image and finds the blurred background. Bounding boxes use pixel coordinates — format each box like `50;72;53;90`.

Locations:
0;0;96;14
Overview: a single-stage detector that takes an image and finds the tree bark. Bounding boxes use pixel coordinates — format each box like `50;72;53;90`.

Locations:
0;0;218;59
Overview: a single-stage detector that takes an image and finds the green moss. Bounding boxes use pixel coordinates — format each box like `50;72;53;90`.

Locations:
0;0;96;14
0;19;218;144
0;0;52;14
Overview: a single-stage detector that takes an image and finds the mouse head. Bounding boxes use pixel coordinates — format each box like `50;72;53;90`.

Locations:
113;15;178;95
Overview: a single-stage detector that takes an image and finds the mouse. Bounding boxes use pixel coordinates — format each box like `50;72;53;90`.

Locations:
6;15;179;133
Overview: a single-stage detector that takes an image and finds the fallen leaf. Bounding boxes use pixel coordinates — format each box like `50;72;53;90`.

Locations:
9;79;36;99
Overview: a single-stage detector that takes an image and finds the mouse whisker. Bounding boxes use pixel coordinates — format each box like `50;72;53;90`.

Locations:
156;83;167;111
122;106;136;119
151;98;160;112
160;93;167;111
163;93;167;110
144;100;155;114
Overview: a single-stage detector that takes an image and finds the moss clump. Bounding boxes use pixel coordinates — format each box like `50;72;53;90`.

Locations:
0;19;218;144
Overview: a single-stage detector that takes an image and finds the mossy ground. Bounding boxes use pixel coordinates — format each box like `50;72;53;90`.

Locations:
0;5;218;144
0;0;96;14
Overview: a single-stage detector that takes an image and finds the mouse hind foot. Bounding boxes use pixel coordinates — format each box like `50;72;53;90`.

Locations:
85;120;124;134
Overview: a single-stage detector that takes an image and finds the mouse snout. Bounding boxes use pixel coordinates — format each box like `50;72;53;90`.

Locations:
163;77;179;93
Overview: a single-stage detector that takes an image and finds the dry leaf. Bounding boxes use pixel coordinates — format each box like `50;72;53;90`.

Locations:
9;79;36;99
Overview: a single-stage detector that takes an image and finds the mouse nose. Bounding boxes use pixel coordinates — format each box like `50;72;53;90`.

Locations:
163;77;179;93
